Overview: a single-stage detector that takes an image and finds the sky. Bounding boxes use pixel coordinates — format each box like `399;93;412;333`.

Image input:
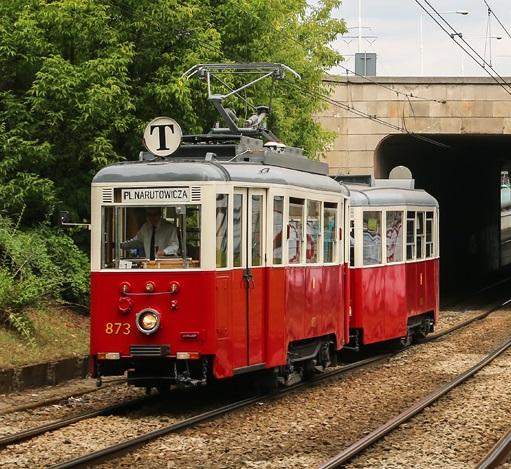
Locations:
331;0;511;77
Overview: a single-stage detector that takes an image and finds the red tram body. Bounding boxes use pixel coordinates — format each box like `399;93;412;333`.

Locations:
89;136;439;390
90;150;352;388
346;184;439;348
89;65;440;390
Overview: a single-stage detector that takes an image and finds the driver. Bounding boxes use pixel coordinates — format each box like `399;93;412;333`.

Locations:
121;208;179;260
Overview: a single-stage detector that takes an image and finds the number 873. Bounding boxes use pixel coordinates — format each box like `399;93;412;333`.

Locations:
105;322;131;335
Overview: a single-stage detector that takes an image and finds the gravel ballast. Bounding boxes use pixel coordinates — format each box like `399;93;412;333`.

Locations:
0;310;509;468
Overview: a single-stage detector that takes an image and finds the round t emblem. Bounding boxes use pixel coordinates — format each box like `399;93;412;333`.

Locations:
143;117;182;157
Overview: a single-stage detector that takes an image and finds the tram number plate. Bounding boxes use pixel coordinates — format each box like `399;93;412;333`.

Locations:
105;322;131;335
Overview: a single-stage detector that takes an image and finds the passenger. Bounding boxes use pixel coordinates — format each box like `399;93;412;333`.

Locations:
121;208;179;260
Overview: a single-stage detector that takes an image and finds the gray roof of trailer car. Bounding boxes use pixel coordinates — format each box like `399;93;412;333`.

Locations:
348;185;438;207
92;160;349;195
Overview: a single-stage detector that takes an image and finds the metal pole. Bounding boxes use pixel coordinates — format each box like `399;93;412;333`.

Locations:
358;0;362;53
420;14;424;75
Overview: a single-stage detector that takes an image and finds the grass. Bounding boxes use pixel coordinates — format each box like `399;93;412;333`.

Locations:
0;304;89;368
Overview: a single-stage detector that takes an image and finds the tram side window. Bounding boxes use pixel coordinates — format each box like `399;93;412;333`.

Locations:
273;196;284;265
102;205;201;269
416;211;425;259
216;195;228;268
324;203;337;264
307;200;321;263
349;218;355;266
288;198;304;264
251;195;263;266
386;211;403;263
182;206;201;263
406;211;416;260
426;212;434;257
363;211;382;266
233;194;243;267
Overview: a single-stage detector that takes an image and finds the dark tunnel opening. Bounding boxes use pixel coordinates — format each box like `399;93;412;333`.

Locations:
375;134;511;297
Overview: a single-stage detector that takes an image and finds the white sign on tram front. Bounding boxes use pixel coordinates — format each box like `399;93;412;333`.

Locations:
121;187;190;204
143;116;182;157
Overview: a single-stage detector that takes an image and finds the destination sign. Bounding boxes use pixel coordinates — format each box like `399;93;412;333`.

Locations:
121;187;190;204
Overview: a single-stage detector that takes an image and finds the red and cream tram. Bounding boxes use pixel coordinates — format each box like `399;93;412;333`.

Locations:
90;134;351;389
345;179;440;348
89;64;439;391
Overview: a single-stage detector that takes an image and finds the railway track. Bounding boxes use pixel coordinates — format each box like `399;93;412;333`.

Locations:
318;336;511;468
47;355;389;468
1;294;509;468
0;378;125;417
476;427;511;469
41;298;511;468
0;395;151;449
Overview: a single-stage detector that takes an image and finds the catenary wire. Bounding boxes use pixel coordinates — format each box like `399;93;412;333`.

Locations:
232;0;451;105
414;0;511;96
483;0;511;40
284;80;450;149
227;0;453;148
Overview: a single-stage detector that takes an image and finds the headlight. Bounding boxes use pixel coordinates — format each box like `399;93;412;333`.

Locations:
135;309;160;335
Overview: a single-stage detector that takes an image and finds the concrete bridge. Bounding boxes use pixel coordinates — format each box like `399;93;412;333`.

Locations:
317;76;511;292
319;76;511;176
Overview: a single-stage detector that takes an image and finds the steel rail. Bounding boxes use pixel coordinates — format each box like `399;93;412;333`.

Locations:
423;297;511;342
35;294;511;467
317;336;511;469
0;378;125;417
0;395;151;449
49;355;390;469
476;427;511;469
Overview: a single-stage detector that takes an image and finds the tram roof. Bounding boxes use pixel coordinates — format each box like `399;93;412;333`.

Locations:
92;160;349;195
347;184;438;208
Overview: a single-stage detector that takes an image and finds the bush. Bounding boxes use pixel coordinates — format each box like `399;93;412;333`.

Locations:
0;215;89;343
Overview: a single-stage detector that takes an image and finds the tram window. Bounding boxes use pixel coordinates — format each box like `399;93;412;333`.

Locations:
251;195;263;266
273;196;284;265
416;212;425;259
233;194;243;267
324;203;337;264
307;200;321;263
386;211;403;263
349;219;355;266
183;206;201;264
216;194;228;268
288;198;304;264
426;212;434;257
101;204;201;269
406;211;416;260
363;211;382;266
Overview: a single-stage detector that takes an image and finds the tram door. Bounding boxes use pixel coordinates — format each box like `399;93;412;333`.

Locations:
232;188;266;368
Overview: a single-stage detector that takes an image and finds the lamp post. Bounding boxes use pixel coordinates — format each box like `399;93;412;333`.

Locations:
420;10;469;75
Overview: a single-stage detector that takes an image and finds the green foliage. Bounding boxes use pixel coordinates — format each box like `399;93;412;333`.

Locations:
0;215;89;342
0;1;345;341
0;0;345;226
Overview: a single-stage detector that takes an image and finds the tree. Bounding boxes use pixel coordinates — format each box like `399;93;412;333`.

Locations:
0;0;345;225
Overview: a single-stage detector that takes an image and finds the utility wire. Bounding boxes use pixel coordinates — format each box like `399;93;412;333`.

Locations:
284;81;450;149
414;0;511;96
233;0;449;105
323;72;447;104
228;0;453;148
483;0;511;40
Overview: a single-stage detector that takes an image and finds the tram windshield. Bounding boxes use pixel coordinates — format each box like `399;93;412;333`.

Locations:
101;205;201;269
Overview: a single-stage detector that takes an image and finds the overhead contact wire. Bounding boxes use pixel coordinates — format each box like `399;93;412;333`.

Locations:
413;0;511;96
483;0;511;40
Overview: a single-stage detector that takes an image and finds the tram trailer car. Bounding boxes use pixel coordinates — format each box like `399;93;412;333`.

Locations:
346;182;440;349
90;137;351;389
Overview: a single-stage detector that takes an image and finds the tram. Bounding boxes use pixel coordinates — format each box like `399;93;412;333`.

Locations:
88;64;439;391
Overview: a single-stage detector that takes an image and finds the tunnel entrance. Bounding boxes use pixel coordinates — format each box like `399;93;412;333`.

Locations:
375;134;511;297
